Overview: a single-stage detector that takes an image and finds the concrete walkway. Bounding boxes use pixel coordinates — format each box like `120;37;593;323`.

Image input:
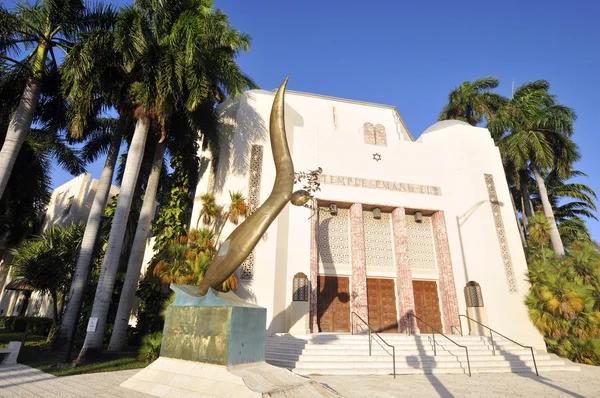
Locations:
0;362;598;397
313;365;599;397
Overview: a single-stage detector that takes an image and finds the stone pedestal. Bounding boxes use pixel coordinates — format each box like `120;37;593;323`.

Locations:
122;284;337;397
160;284;266;366
289;301;310;334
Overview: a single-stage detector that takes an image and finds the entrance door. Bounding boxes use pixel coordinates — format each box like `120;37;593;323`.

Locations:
367;278;398;333
317;276;350;332
412;280;443;333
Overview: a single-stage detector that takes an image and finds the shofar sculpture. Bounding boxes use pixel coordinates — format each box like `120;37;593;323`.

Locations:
198;76;309;296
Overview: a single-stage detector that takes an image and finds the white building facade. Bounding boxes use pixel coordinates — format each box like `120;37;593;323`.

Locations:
0;173;119;318
191;89;546;350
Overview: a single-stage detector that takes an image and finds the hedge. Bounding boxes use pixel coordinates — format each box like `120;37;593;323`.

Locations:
0;316;53;335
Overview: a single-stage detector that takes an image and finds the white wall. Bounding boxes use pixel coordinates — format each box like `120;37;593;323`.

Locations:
0;174;119;320
190;89;545;349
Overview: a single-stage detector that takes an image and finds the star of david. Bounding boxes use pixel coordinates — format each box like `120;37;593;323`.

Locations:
372;153;382;162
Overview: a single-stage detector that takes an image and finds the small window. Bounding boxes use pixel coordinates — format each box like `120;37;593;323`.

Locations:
464;281;484;307
64;196;75;215
363;122;387;147
292;272;308;302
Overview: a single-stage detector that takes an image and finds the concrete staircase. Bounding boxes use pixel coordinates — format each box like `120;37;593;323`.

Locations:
265;333;580;376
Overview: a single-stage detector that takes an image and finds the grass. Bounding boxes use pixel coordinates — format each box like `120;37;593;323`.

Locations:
0;329;146;377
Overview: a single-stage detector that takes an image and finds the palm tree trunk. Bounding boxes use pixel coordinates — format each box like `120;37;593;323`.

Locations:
0;77;44;200
77;115;150;362
509;191;527;248
54;127;123;353
520;195;528;232
51;291;59;329
532;165;565;256
519;170;534;218
107;140;165;352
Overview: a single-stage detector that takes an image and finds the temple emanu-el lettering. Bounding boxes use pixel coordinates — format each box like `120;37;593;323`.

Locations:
190;88;546;351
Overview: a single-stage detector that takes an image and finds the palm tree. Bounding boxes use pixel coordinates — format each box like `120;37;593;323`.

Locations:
0;1;114;201
493;81;577;256
197;193;221;227
227;191;248;225
0;62;85;246
107;1;255;351
438;77;507;128
79;0;254;359
5;223;85;330
531;169;597;245
54;11;129;354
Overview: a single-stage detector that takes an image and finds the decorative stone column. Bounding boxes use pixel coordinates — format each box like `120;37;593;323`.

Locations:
432;211;460;334
350;203;368;332
391;208;416;334
309;203;319;333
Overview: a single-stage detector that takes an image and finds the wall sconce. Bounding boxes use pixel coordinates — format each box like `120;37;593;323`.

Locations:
415;211;423;223
329;203;338;215
372;207;381;220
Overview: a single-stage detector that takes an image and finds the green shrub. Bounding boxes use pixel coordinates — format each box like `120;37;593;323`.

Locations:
138;332;163;363
0;316;53;335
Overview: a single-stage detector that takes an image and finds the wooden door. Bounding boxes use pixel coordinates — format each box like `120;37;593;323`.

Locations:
317;276;350;332
412;280;443;333
367;278;398;333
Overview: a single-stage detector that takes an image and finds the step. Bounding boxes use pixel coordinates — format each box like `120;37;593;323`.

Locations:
286;364;579;376
265;352;555;363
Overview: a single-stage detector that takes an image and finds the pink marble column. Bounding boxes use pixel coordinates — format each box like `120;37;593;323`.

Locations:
350;203;368;332
392;208;416;334
432;211;460;334
309;204;319;333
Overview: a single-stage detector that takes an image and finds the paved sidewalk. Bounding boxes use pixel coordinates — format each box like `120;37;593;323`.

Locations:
313;365;599;397
0;362;598;397
0;364;151;397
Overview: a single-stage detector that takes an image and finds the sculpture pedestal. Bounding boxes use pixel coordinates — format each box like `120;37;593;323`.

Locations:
122;284;337;397
160;284;266;365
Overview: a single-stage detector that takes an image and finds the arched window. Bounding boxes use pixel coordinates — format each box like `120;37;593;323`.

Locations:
363;122;375;145
363;122;387;146
464;281;484;307
293;272;309;301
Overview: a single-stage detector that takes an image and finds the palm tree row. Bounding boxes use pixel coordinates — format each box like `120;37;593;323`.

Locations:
1;0;255;363
439;77;596;256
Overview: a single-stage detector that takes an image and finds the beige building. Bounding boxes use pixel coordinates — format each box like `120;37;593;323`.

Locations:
0;173;119;318
191;89;545;351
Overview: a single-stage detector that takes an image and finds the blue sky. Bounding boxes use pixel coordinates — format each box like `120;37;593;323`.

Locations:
11;0;600;239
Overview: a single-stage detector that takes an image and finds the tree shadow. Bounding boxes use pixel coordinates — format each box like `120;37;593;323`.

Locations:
213;91;304;194
406;332;454;397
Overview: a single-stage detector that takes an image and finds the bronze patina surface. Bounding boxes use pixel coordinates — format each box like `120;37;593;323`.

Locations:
161;284;266;366
198;77;294;296
161;305;231;365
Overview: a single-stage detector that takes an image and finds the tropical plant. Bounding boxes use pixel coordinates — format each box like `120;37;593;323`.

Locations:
152;228;237;291
226;190;248;225
197;192;220;227
438;76;507;128
0;0;114;201
5;223;85;331
492;80;577;256
525;213;600;365
138;331;162;363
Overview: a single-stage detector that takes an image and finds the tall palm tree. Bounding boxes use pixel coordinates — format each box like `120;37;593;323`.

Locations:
438;77;507;128
107;1;255;351
531;169;597;245
0;1;114;201
54;12;129;355
493;80;577;256
78;0;255;359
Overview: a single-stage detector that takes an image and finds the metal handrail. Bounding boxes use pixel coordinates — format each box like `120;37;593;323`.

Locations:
407;313;471;377
350;312;396;378
459;314;538;376
450;326;462;335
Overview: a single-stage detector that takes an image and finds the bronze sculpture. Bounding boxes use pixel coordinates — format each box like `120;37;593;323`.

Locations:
198;77;296;296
